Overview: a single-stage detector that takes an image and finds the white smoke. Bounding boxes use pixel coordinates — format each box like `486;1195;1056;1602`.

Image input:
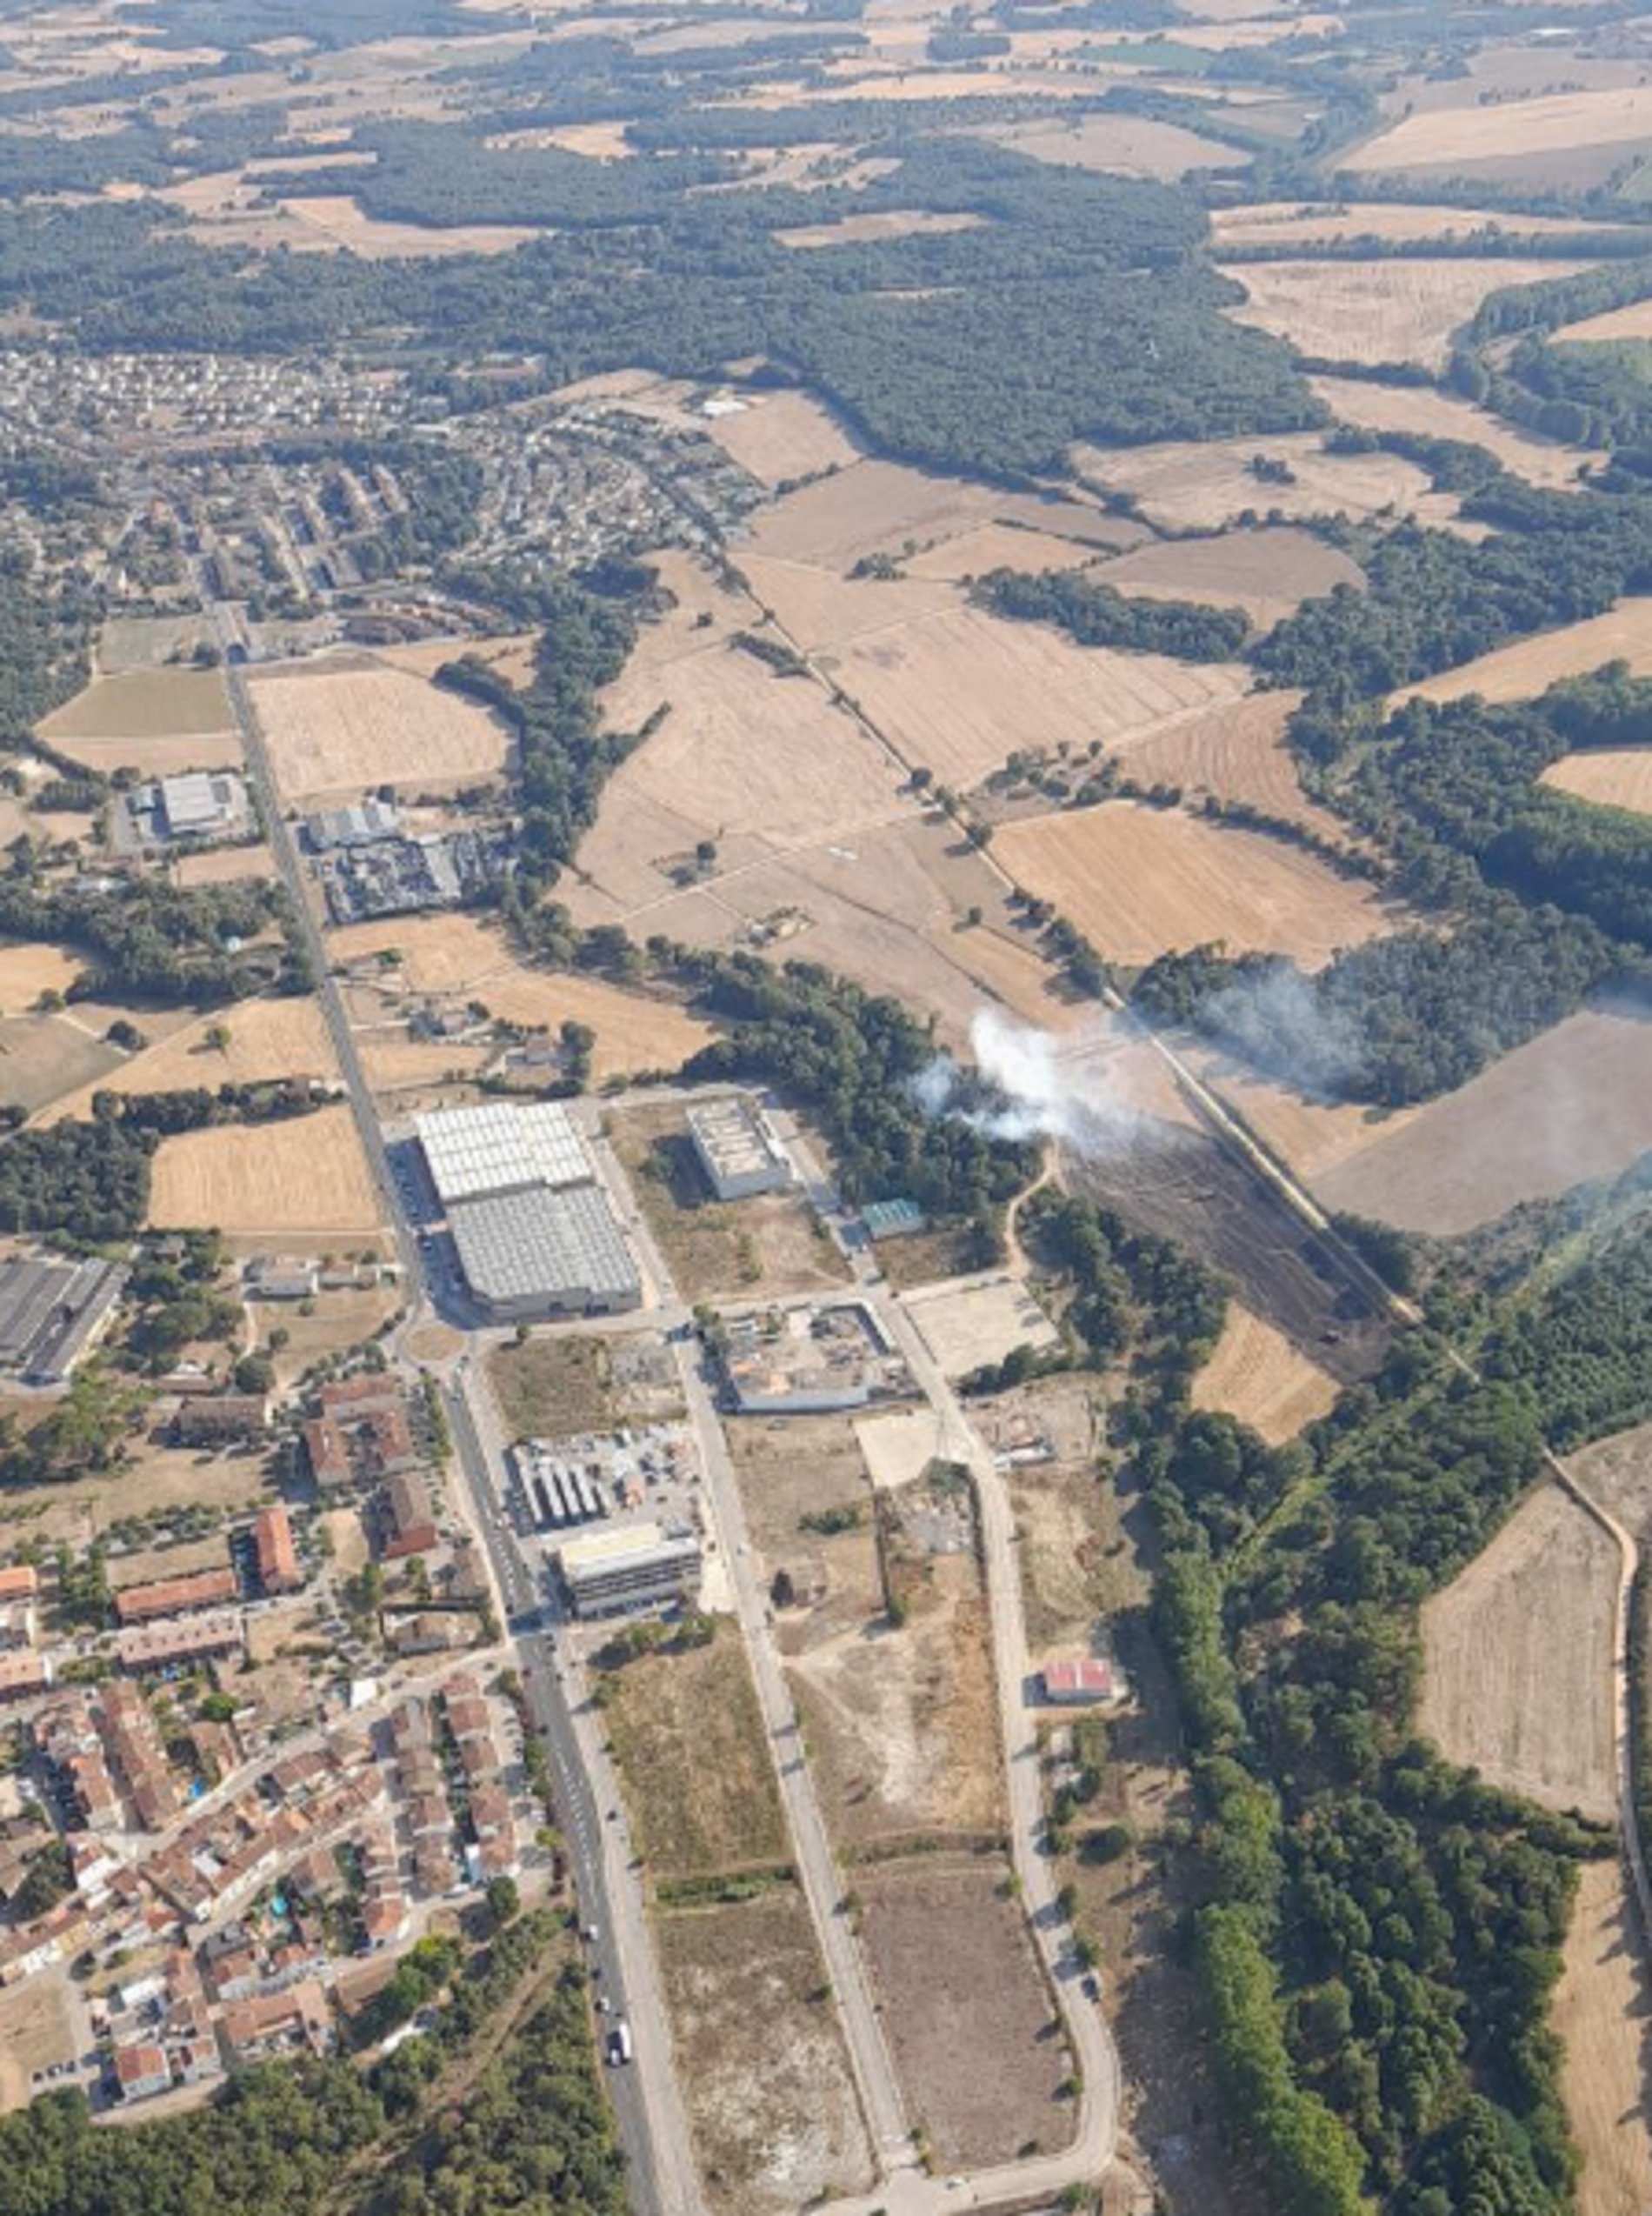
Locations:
913;1008;1151;1157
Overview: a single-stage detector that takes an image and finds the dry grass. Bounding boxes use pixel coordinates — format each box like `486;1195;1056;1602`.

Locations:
147;1103;382;1236
1219;256;1594;370
1418;1481;1616;1821
248;659;511;801
1349;84;1652;174
1213;200;1621;248
995;799;1389;968
856;1854;1074;2168
1555;297;1652;345
376;632;538;687
656;1889;874;2216
902;523;1101;582
1309;373;1590;490
356;1033;490;1098
487;1332;652;1438
775;208;984;250
1075;431;1433;532
903;1274;1057;1378
97;614;209;671
1553;1855;1652;2216
0;941;82;1011
328;911;506;991
743;459;1025;570
250;1285;401;1390
1191;1302;1339;1443
1111;689;1346;841
601;1631;789;1879
0;1015;123;1115
172;843;281;887
1395;602;1652;710
1543;748;1652;813
987;110;1241;178
273;193;538;257
1092;524;1363;629
0;1976;75;2110
43;996;337;1124
42;667;231;742
698;388;862;486
463;967;716;1081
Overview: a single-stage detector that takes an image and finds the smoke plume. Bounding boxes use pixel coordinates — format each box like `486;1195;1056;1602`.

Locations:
915;1008;1152;1157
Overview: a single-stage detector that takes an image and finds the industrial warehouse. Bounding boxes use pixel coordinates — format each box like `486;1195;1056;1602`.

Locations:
0;1254;128;1385
414;1101;641;1321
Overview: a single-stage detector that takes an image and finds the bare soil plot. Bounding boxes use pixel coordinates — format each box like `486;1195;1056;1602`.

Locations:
0;1975;75;2110
728;1411;871;1565
601;1631;789;1879
173;842;281;888
42;666;231;743
1555;297;1652;345
1111;689;1347;841
1191;1300;1338;1443
488;1331;676;1439
1315;997;1652;1233
274;194;538;257
248;660;511;802
903;1273;1057;1378
0;941;82;1011
698;388;862;485
854;1405;950;1492
43;995;337;1125
1418;1480;1616;1821
1091;524;1362;629
982;1378;1126;1652
1214;199;1622;247
824;604;1250;790
1219;256;1594;371
146;1104;383;1237
608;1100;849;1302
98;614;210;671
776;207;984;249
250;1285;401;1391
1568;1423;1652;1544
996;799;1389;968
1349;84;1652;176
988;110;1242;177
1309;372;1591;490
1075;431;1433;532
1553;1854;1652;2216
0;1014;122;1114
656;1889;874;2216
856;1854;1074;2167
321;1505;370;1577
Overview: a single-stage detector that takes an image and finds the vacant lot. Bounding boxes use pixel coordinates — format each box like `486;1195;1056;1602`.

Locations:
996;800;1388;968
699;387;862;485
1093;524;1362;629
173;843;281;888
43;666;231;742
1554;1856;1652;2216
1075;431;1433;533
250;1284;401;1390
656;1889;873;2216
1394;599;1652;709
1349;84;1652;174
1219;256;1595;370
903;1275;1057;1379
602;1631;788;1880
249;660;511;801
1316;997;1652;1234
1309;373;1590;490
609;1101;849;1302
487;1331;678;1439
1419;1481;1616;1820
98;614;209;671
856;1854;1072;2168
147;1104;382;1237
0;941;82;1012
0;1976;75;2110
854;1405;950;1492
1192;1301;1339;1443
44;995;337;1124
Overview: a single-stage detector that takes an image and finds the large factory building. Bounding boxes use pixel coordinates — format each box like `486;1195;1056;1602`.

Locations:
416;1102;642;1323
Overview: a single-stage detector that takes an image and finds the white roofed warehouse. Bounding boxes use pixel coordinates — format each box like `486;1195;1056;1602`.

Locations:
557;1521;701;1619
687;1097;792;1201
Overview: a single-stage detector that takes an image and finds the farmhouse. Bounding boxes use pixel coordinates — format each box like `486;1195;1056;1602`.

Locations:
687;1097;792;1200
556;1520;702;1619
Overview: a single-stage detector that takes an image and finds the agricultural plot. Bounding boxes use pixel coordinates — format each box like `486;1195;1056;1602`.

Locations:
698;388;863;486
0;1016;123;1116
1211;199;1622;249
1110;689;1347;842
376;632;538;688
776;208;984;250
901;523;1101;583
1564;1421;1652;1539
328;911;509;992
0;942;82;1012
1554;298;1652;345
272;194;539;257
1418;1480;1616;1821
903;1275;1058;1380
460;969;715;1082
994;799;1389;969
1074;431;1434;532
146;1103;383;1238
1219;256;1595;372
1554;1857;1652;2216
739;459;1129;572
1191;1301;1339;1444
656;1890;874;2216
987;111;1242;178
43;667;241;776
856;1854;1074;2169
43;996;338;1125
1091;524;1363;629
1348;83;1652;180
248;659;511;801
1395;599;1652;711
1309;373;1591;491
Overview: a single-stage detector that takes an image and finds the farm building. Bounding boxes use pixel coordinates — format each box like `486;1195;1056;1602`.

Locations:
687;1097;792;1200
556;1521;702;1619
243;1255;318;1301
125;771;250;848
0;1254;128;1385
1041;1657;1124;1707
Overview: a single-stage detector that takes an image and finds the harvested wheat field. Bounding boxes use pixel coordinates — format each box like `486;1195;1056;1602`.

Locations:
0;941;82;1012
173;842;281;888
1074;431;1432;533
1192;1302;1339;1442
996;800;1388;968
1212;199;1622;249
275;194;538;256
1418;1481;1616;1821
902;522;1101;583
1555;297;1652;346
989;110;1241;178
377;632;538;687
1349;84;1652;175
1112;689;1347;840
827;604;1250;789
247;659;511;801
776;207;983;250
699;388;862;485
329;911;507;991
1219;256;1593;371
43;666;231;742
148;1103;382;1237
1543;747;1652;813
1093;524;1363;629
1309;373;1590;490
744;459;1022;570
1312;999;1652;1232
721;557;956;655
1393;599;1652;710
462;969;716;1080
44;997;337;1125
1553;1857;1652;2216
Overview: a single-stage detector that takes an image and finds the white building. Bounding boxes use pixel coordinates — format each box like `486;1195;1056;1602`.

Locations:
687;1098;792;1202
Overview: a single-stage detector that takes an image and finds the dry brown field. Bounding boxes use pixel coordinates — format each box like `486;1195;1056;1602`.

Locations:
250;1284;401;1390
1093;524;1363;628
602;1632;789;1879
1111;689;1347;841
1393;598;1652;709
1554;297;1652;345
987;111;1242;178
172;843;281;888
42;666;231;741
1074;431;1434;532
0;1977;76;2110
355;1031;489;1101
995;800;1389;968
699;388;862;485
901;522;1101;582
463;969;716;1080
147;1103;383;1237
1218;255;1594;370
1349;84;1652;175
1191;1301;1339;1443
0;1014;123;1115
856;1855;1074;2168
60;729;245;777
1544;747;1652;812
377;632;538;688
742;458;1050;570
43;996;337;1124
656;1890;874;2216
97;614;210;671
247;659;511;801
1212;199;1622;248
329;911;505;991
903;1274;1058;1378
0;941;82;1011
1553;1856;1652;2216
775;208;984;250
1565;1422;1652;1539
273;194;539;257
1309;373;1591;490
1418;1480;1616;1820
736;557;959;652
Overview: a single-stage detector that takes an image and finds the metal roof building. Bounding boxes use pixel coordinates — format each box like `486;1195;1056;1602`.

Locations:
448;1185;641;1320
557;1521;701;1619
416;1101;593;1205
687;1097;792;1202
